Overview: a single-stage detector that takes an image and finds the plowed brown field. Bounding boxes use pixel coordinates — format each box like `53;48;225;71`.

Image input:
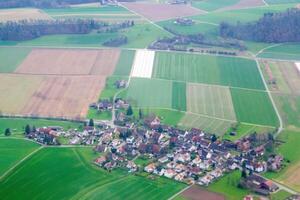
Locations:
122;2;205;22
21;75;105;119
16;48;120;76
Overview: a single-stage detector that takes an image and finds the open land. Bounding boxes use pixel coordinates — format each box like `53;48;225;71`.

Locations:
186;83;236;121
217;0;265;11
191;0;240;11
16;48;120;76
152;51;265;90
21;75;105;119
230;88;279;126
0;138;40;176
0;147;185;200
180;185;225;200
113;50;135;76
131;50;155;78
0;8;51;22
121;2;205;22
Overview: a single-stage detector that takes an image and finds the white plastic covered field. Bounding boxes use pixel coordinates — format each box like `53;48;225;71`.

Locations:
295;62;300;74
131;50;155;78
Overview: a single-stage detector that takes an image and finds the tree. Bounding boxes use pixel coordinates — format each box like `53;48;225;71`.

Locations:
126;105;133;116
4;128;11;136
88;119;94;127
138;108;143;119
211;134;217;143
25;124;31;135
32;126;37;133
241;169;247;179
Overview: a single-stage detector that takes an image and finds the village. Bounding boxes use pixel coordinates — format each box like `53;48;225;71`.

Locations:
24;94;286;197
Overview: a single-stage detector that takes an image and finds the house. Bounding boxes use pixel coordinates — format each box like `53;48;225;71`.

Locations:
115;80;127;88
126;161;137;172
158;156;169;163
144;163;156;173
267;155;283;171
144;115;161;129
261;180;279;192
95;156;107;166
174;18;194;26
164;169;177;178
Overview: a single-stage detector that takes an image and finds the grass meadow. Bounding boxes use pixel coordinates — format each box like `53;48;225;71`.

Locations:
113;50;135;76
0;138;40;176
153;52;265;90
191;0;239;11
258;43;300;60
172;82;187;111
230;88;279;126
0;47;32;73
0;147;185;199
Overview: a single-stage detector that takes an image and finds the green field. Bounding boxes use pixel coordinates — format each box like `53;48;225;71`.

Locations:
190;4;295;24
153;52;265;90
114;50;135;76
0;147;185;199
230;88;279;126
208;170;249;200
157;20;218;37
273;94;300;129
0;138;40;176
0;47;31;73
191;0;239;11
0;118;82;135
179;113;233;135
258;43;300;60
270;190;292;200
125;78;173;108
44;6;132;15
0;23;170;49
172;82;187;111
266;0;300;4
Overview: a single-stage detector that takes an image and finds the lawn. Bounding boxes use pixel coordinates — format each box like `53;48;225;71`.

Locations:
113;50;135;76
172;82;187;111
0;47;32;73
191;0;240;11
125;78;173;109
99;76;128;100
0;138;40;176
0;147;185;199
230;88;279;126
270;190;292;200
208;170;249;200
264;130;300;192
0;118;82;135
153;52;265;90
86;109;112;121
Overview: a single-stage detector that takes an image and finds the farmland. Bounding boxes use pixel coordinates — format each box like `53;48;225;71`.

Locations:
0;147;185;199
153;52;265;90
0;138;40;176
16;48;120;76
180;185;225;200
191;0;239;11
113;50;135;76
258;43;300;60
121;2;205;22
0;47;32;73
230;88;279;126
0;8;51;22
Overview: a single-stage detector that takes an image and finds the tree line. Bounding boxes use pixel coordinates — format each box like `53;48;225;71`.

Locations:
0;0;99;9
0;19;134;41
220;8;300;43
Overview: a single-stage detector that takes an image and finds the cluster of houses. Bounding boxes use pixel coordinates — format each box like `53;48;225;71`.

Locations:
174;18;195;26
26;126;62;145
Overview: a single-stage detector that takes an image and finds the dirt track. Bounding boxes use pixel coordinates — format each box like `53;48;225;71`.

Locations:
16;48;120;76
122;2;205;22
21;75;105;119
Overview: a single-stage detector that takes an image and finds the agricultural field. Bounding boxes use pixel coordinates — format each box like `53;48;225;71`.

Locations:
217;0;265;11
44;6;142;22
153;51;265;90
230;88;279;126
179;185;225;200
270;190;293;200
121;2;205;22
21;75;105;119
113;50;135;76
0;138;40;176
0;147;185;199
172;82;187;111
0;47;32;73
0;8;51;22
16;48;120;76
131;50;155;78
191;0;239;11
186;83;236;121
258;43;300;60
179;113;233;136
265;0;300;4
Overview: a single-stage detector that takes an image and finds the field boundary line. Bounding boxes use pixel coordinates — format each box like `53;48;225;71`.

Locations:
255;59;283;137
255;43;283;57
168;184;193;200
0;146;44;181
